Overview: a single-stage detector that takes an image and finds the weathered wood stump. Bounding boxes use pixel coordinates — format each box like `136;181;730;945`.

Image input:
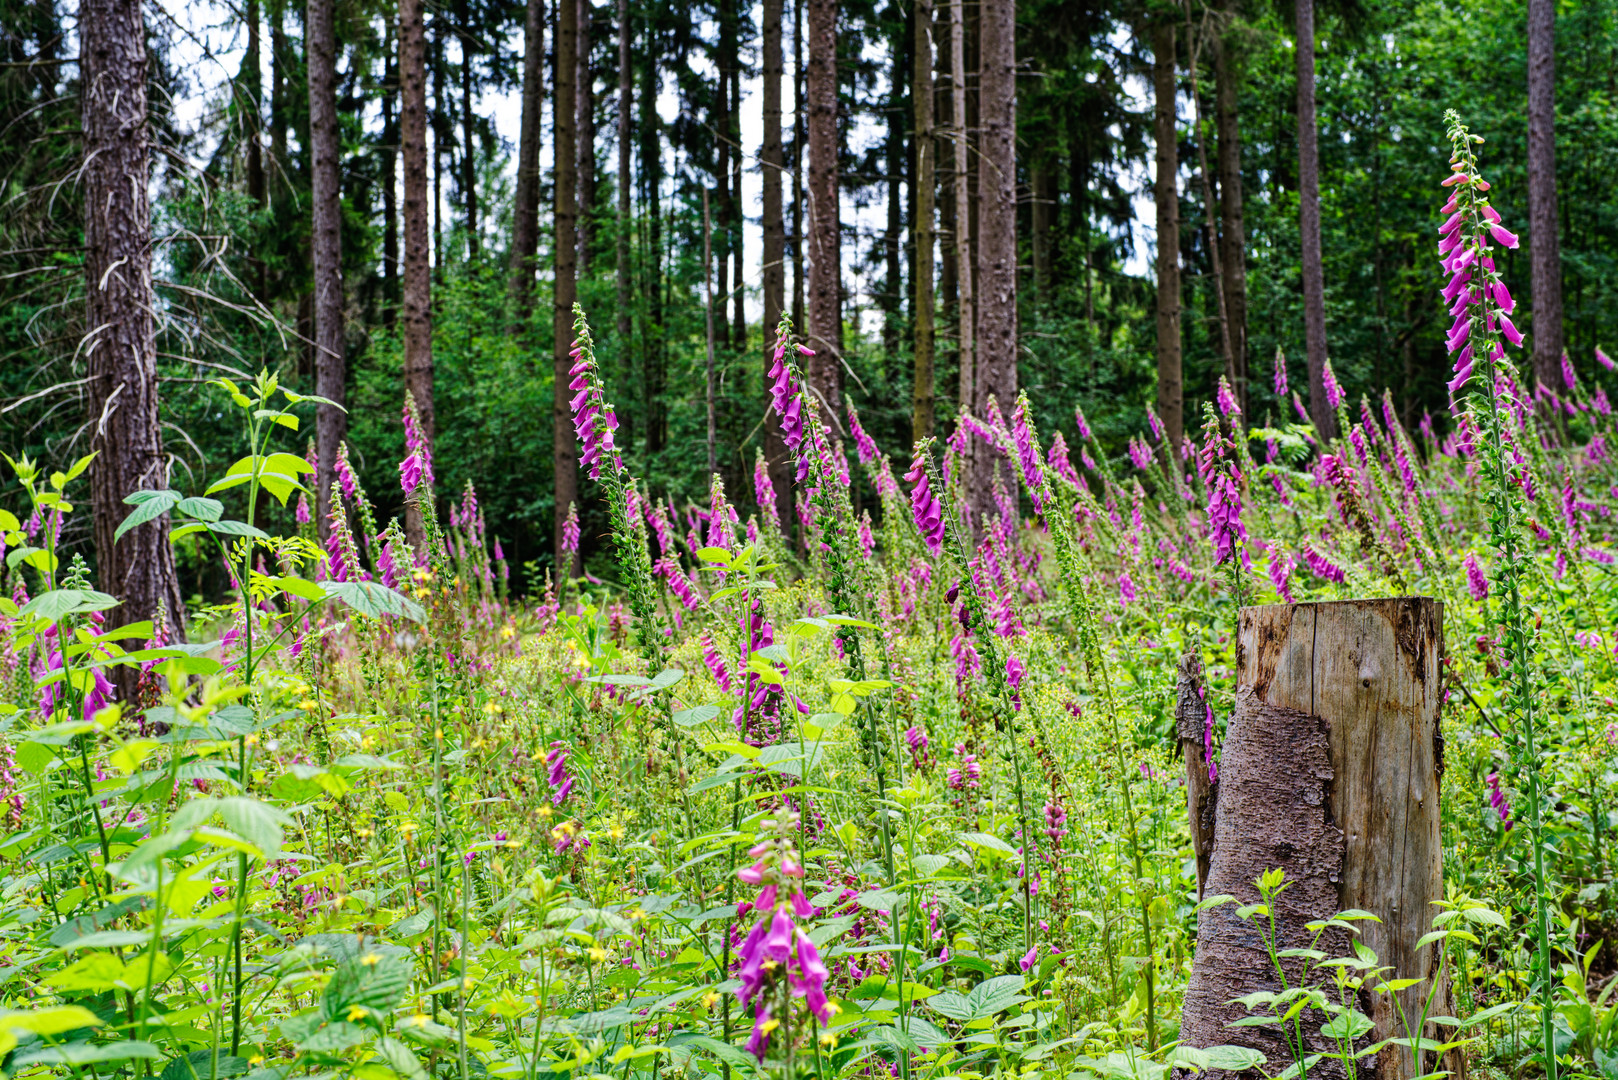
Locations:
1179;599;1456;1080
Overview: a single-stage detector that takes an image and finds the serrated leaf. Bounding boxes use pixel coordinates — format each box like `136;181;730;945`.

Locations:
672;705;721;727
176;496;224;522
115;491;181;541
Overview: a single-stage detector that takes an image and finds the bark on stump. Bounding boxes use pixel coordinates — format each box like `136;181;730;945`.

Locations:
1180;599;1456;1080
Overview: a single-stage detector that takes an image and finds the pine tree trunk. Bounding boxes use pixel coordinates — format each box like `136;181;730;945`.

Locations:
714;43;732;348
884;6;905;359
792;0;806;334
382;27;399;329
1181;599;1459;1080
949;0;972;418
1153;23;1182;455
911;0;936;443
1215;27;1248;407
244;0;266;300
616;0;633;408
762;0;794;503
640;46;666;455
458;0;478;258
400;0;434;547
555;0;580;577
1296;0;1334;438
731;64;746;349
806;0;842;408
82;0;186;675
971;0;1015;523
511;0;545;312
578;0;596;277
308;0;346;539
1527;0;1563;391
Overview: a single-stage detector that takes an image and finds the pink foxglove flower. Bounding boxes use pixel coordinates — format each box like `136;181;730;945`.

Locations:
546;741;574;805
903;454;946;556
1010;396;1045;508
1273;349;1288;397
561;502;580;554
1216;376;1241;418
847;402;880;466
753;451;780;528
1463;553;1489;601
1597;346;1615;372
1322;359;1344;409
1301;542;1345;583
1073;404;1093;441
1047;431;1080;485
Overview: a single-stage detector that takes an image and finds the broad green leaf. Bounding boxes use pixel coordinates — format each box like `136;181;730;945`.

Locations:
20;589;122;623
958;831;1019;857
115;490;181;541
672;705;721;727
322;581;427;623
965;974;1029;1019
176;496;224;521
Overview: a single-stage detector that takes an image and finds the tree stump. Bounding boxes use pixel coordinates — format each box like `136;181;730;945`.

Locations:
1179;599;1455;1080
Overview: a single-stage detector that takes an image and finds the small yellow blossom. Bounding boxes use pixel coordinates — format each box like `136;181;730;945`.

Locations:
588;946;608;962
701;991;720;1009
346;1005;368;1022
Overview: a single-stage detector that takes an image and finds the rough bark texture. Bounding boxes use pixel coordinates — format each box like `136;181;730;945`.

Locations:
968;0;1015;527
805;0;842;408
1182;599;1454;1080
730;63;746;349
458;0;479;257
578;0;596;276
401;0;434;546
792;0;806;333
911;0;936;444
554;0;581;578
1295;0;1334;438
1526;0;1563;391
244;0;266;300
611;0;631;443
883;7;905;359
1153;23;1182;455
1176;650;1217;899
1214;29;1247;407
308;0;346;539
510;0;546;312
381;32;399;328
762;0;793;505
949;0;972;416
1030;160;1053;302
81;0;186;678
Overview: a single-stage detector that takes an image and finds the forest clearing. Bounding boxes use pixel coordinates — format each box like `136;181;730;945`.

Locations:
0;0;1616;1077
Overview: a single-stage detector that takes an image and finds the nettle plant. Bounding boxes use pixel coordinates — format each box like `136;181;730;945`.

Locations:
0;371;428;1076
1208;869;1509;1080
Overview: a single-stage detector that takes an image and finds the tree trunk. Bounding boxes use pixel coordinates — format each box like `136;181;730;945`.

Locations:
458;0;479;258
510;0;545;312
761;0;794;502
1153;23;1182;455
883;5;905;359
950;0;972;418
555;0;580;577
81;0;186;676
1185;19;1235;399
244;0;266;300
1296;0;1333;438
1176;649;1217;899
731;64;746;349
1182;598;1457;1080
705;188;718;476
1215;27;1248;408
792;0;806;334
308;0;346;539
805;0;841;408
578;0;596;277
381;28;399;329
911;0;936;443
432;35;445;275
640;44;666;455
616;0;633;424
971;0;1015;522
1527;0;1563;392
271;3;287;169
400;0;434;546
714;41;732;350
